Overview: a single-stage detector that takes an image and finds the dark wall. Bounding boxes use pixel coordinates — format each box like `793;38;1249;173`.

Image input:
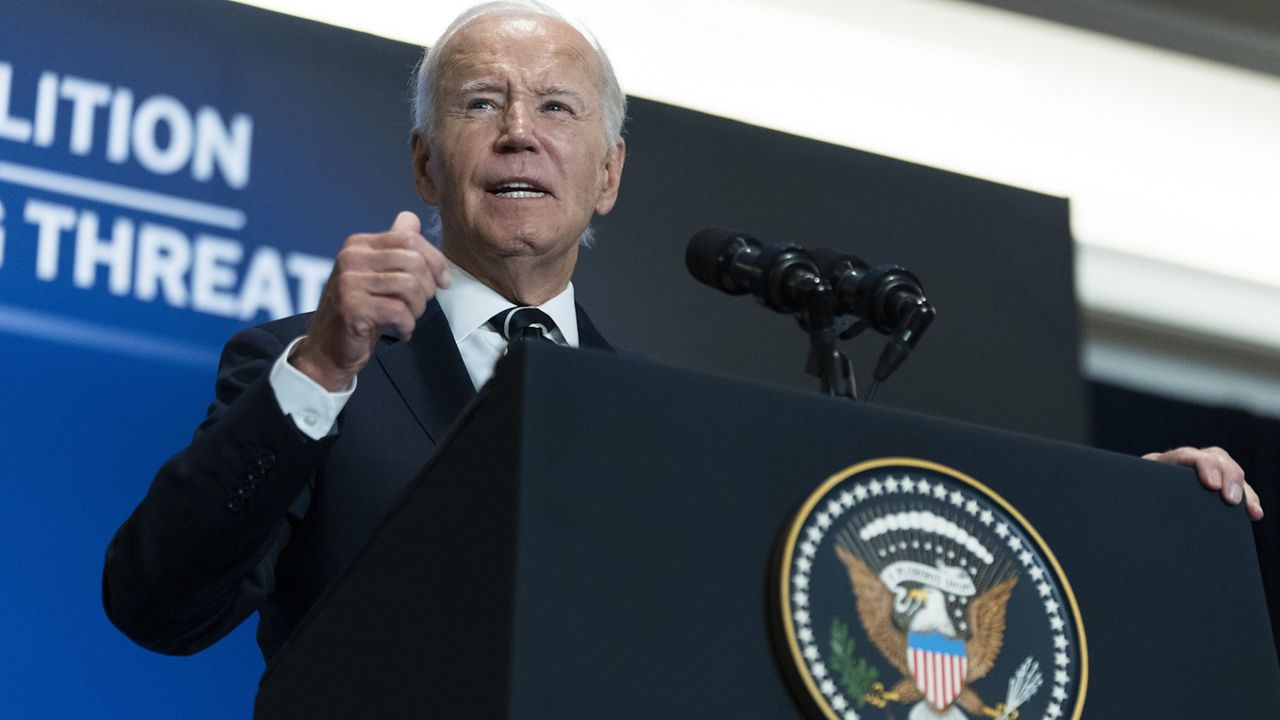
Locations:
577;99;1088;442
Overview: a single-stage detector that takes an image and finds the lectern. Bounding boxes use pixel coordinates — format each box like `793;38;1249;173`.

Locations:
255;343;1278;718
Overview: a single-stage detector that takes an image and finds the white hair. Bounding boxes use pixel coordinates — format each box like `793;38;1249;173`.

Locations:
411;0;627;146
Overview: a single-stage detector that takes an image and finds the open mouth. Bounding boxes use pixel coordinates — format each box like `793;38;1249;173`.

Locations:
489;181;549;199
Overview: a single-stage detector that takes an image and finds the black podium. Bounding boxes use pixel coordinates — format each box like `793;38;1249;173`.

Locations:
255;343;1279;718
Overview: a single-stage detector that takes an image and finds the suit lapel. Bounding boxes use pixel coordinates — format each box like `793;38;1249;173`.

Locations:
374;300;475;445
373;299;612;445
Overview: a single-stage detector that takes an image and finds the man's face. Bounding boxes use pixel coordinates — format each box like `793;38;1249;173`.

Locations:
414;14;625;279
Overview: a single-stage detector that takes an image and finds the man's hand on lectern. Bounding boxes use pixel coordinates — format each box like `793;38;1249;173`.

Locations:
1144;446;1264;521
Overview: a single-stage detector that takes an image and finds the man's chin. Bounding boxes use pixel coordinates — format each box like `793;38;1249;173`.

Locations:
469;227;581;260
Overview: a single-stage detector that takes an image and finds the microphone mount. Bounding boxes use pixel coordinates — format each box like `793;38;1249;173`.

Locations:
686;228;935;400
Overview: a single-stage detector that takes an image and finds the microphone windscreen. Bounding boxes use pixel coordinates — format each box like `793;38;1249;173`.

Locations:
686;227;753;292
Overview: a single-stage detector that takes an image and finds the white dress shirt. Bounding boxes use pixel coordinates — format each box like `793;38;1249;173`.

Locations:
268;260;578;440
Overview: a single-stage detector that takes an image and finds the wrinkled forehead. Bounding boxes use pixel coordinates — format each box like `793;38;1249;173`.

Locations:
436;13;604;96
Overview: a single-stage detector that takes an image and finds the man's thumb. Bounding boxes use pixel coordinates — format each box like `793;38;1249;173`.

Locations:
391;210;421;234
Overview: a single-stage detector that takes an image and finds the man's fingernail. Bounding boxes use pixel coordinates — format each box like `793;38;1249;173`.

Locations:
1226;485;1242;503
440;268;453;287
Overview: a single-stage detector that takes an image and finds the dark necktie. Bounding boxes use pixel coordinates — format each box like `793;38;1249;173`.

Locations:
488;306;559;344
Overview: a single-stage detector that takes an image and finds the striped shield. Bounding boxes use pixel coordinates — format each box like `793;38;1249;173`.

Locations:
907;631;969;710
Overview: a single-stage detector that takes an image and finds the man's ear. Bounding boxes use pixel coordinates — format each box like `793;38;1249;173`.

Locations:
411;130;439;204
593;139;626;216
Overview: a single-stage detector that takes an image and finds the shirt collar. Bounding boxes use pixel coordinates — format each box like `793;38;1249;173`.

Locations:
433;260;579;348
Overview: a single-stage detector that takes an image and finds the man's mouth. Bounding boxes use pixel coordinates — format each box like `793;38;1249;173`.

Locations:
489;181;548;199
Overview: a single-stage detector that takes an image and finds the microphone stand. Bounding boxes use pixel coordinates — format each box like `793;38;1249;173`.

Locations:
798;281;858;400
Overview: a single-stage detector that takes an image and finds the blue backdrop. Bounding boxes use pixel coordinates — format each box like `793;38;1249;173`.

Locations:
1;1;424;715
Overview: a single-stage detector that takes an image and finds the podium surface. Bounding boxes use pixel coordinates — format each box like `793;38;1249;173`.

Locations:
256;344;1278;718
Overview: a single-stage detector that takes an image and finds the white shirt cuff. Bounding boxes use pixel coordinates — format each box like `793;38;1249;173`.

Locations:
268;336;356;440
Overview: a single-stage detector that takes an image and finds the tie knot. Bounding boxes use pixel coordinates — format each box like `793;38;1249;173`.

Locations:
488;306;559;344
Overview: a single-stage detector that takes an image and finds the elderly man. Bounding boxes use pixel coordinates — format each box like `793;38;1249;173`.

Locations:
104;0;624;661
102;0;1260;664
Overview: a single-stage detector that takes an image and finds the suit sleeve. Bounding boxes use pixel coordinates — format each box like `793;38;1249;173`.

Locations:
102;322;337;655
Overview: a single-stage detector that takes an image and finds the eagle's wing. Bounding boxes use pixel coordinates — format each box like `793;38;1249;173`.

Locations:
964;575;1017;682
835;545;909;675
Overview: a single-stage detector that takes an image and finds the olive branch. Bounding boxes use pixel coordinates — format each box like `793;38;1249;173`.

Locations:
830;616;880;707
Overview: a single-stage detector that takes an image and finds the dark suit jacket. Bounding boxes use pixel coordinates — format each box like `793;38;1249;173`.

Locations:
103;299;613;661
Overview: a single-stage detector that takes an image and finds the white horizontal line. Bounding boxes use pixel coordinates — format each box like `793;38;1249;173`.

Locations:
0;302;221;369
1076;244;1280;352
1083;336;1280;420
0;161;246;231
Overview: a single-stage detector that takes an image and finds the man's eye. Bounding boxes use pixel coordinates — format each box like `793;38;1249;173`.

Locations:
543;101;569;113
467;98;496;110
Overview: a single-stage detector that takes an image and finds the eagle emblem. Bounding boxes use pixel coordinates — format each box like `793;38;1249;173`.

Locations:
837;546;1020;718
773;459;1086;720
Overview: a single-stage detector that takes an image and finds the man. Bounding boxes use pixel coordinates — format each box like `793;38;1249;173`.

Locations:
103;0;623;661
102;0;1260;664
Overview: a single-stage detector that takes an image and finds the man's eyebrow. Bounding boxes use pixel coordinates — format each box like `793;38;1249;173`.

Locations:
457;79;503;95
537;85;584;99
453;80;586;102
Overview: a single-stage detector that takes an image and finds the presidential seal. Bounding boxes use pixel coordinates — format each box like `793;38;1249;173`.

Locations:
773;458;1086;720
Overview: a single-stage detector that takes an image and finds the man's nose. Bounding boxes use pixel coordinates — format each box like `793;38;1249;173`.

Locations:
495;102;537;153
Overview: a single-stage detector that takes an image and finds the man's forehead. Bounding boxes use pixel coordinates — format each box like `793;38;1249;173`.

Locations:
437;13;601;89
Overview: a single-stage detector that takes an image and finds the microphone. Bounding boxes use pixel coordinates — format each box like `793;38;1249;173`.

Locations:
685;228;822;314
809;249;935;381
687;228;936;386
808;249;930;332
